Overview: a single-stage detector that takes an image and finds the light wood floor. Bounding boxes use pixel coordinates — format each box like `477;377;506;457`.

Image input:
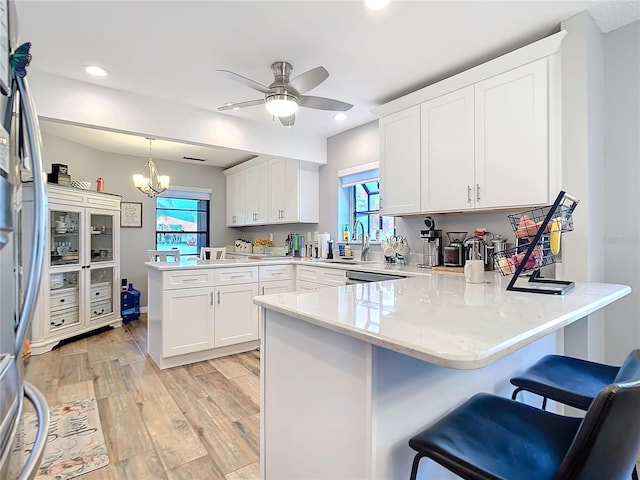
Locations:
23;315;260;480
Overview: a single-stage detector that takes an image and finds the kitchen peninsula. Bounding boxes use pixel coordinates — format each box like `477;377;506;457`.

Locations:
253;273;630;479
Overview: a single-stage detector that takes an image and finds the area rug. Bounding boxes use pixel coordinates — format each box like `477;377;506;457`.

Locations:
11;396;109;480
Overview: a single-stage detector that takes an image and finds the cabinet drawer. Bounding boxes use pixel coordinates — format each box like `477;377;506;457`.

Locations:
90;299;113;318
259;264;292;281
318;268;346;286
50;288;79;312
90;283;112;302
163;269;215;289
215;266;258;286
296;265;321;283
296;265;346;286
49;306;80;331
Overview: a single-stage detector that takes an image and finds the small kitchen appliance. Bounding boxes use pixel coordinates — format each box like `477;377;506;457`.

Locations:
485;235;508;271
417;217;442;269
444;231;467;267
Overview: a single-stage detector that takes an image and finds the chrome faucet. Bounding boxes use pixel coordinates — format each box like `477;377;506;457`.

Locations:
352;220;370;261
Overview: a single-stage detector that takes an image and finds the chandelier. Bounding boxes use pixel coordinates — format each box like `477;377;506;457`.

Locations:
132;138;170;198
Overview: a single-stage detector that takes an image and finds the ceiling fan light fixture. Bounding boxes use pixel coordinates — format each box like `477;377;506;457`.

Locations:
266;93;299;117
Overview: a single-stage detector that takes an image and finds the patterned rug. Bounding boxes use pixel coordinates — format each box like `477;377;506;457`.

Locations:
10;397;109;479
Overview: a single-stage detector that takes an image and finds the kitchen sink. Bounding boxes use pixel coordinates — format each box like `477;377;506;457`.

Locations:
322;258;377;265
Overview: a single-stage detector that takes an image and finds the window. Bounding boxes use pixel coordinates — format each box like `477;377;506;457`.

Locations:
156;193;210;255
353;181;395;240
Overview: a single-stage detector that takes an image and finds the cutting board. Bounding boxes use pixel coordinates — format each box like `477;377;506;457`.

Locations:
432;266;464;275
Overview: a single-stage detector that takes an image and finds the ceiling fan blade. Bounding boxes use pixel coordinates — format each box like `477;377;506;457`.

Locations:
216;70;273;94
279;114;295;127
287;66;329;95
218;99;265;111
299;95;353;112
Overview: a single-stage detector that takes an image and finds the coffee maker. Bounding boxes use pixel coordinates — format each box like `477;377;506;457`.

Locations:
417;217;443;269
444;231;467;267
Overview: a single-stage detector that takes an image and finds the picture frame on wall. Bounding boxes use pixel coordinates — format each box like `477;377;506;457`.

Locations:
121;201;143;228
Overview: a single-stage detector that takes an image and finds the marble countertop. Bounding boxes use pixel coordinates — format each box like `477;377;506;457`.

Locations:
253;274;631;369
145;255;432;277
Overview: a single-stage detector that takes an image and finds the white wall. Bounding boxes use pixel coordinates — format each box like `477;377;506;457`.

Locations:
603;20;640;364
41;133;238;306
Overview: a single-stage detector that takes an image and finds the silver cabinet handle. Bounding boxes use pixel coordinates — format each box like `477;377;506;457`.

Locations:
476;184;480;202
262;286;265;295
217;291;221;304
467;185;472;204
210;291;213;305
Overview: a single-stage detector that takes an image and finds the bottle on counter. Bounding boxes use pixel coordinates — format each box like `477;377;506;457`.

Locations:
343;224;350;241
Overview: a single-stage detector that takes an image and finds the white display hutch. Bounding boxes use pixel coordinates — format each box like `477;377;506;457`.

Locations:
23;184;122;354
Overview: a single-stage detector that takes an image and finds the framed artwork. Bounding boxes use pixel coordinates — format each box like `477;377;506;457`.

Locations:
121;201;143;228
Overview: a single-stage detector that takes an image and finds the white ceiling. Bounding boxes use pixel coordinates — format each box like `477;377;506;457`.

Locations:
15;0;640;167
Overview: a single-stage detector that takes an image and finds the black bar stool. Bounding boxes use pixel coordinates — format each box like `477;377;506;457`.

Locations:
511;350;640;480
408;377;640;480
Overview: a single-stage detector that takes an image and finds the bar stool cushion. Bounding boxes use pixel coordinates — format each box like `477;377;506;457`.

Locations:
510;354;619;410
409;393;582;480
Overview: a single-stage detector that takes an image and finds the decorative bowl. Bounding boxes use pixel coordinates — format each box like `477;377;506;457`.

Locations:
71;180;91;190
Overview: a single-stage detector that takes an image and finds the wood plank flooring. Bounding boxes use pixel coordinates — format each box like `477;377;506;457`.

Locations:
23;315;260;479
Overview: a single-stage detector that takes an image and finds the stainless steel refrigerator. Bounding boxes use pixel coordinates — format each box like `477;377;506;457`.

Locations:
0;1;50;478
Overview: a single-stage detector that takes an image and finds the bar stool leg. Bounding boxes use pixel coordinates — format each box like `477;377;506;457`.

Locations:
409;453;425;480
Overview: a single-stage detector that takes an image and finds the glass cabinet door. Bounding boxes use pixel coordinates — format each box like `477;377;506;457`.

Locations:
89;266;114;321
48;270;81;332
89;212;115;264
50;208;82;267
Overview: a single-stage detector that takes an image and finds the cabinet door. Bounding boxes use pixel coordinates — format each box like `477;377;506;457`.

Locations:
163;287;215;357
87;208;117;265
246;163;269;225
214;283;259;347
226;171;247;226
50;206;83;268
475;59;549;209
87;266;116;324
421;87;475;212
379;105;421;215
269;158;299;223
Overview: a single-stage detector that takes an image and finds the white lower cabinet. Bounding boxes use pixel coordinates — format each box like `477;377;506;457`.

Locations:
258;265;294;295
260;280;293;295
148;266;260;369
164;286;215;357
214;283;259;348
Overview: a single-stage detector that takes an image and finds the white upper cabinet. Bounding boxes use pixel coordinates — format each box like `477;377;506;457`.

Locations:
226;170;246;226
375;32;564;215
245;161;269;225
420;86;475;212
474;58;549;209
268;158;319;224
225;156;319;227
379;105;422;215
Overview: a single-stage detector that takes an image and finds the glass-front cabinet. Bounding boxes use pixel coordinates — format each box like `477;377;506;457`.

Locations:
24;184;122;353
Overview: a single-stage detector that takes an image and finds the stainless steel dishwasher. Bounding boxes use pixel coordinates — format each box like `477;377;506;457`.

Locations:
345;270;406;284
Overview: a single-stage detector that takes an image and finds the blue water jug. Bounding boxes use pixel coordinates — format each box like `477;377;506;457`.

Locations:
121;282;141;322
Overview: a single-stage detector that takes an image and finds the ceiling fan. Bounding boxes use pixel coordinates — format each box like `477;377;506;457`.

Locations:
217;61;353;127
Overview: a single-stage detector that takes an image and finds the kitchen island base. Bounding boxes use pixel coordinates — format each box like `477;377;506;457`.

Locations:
261;309;560;480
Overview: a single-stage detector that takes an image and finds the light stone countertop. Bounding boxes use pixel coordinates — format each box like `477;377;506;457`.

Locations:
253;273;630;369
145;256;630;369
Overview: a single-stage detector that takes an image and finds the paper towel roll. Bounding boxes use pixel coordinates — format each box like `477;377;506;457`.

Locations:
318;233;331;258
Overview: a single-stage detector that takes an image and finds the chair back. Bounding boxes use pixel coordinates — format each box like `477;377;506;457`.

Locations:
200;247;226;260
614;349;640;383
555;377;640;479
148;249;180;262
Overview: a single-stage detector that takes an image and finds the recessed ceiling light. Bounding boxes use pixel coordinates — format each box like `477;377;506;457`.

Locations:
84;65;108;77
364;0;389;10
334;113;348;121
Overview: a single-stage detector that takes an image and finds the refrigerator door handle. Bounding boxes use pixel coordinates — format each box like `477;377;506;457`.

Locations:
15;382;50;480
14;75;47;357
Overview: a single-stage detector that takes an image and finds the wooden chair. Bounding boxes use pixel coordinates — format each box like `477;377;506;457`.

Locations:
147;248;180;262
200;247;226;260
